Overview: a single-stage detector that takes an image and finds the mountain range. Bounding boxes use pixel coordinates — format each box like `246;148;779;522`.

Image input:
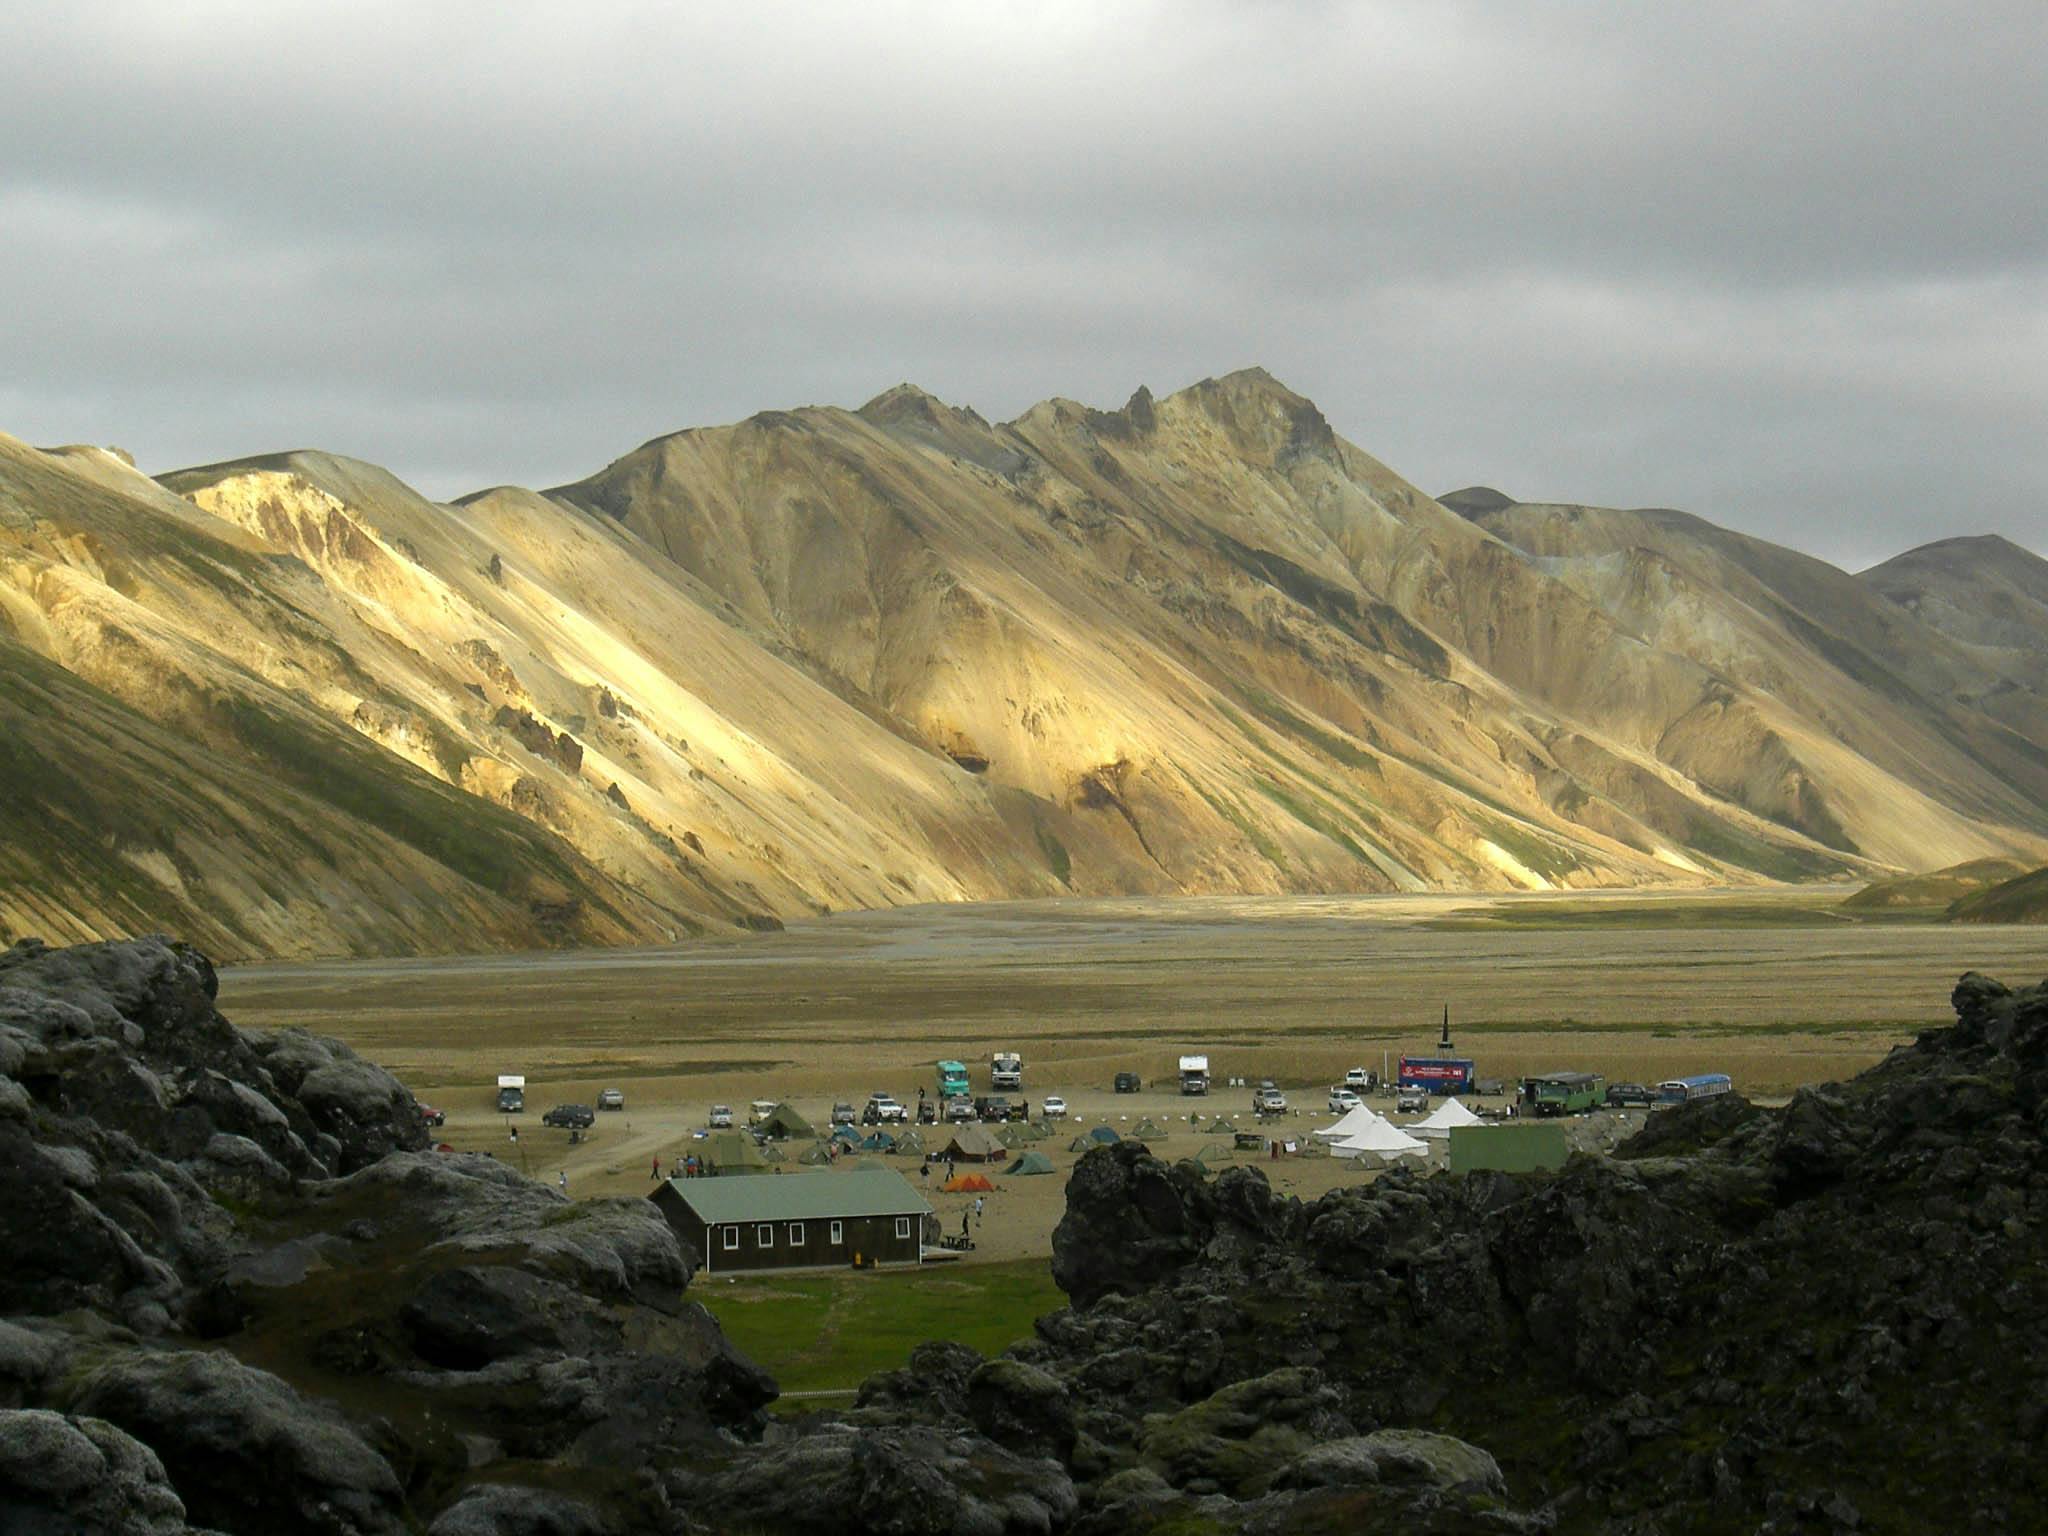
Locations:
4;368;2044;958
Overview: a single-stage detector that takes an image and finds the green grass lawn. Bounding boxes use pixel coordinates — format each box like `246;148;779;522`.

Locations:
697;1259;1067;1403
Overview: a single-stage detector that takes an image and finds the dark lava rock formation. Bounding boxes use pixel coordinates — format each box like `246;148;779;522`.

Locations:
0;936;776;1534
3;936;2042;1535
945;968;2043;1534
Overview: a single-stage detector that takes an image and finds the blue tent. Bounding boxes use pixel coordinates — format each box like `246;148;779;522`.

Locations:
860;1130;896;1151
830;1124;862;1147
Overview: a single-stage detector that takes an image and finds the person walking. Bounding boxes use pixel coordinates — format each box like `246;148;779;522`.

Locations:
557;1170;568;1194
959;1209;971;1241
972;1195;985;1228
651;1156;662;1182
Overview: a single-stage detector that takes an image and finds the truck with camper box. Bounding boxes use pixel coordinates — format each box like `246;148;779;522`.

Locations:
496;1075;525;1114
1179;1055;1211;1096
990;1052;1023;1091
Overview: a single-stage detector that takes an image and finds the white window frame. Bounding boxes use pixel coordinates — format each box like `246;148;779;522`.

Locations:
788;1221;806;1247
756;1223;773;1248
894;1216;911;1240
830;1220;843;1245
722;1225;739;1251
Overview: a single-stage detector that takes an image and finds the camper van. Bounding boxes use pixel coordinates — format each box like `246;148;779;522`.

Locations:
1179;1055;1211;1096
990;1052;1023;1091
496;1075;525;1114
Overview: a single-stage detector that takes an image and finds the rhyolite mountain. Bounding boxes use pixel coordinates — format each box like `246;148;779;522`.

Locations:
4;371;2045;958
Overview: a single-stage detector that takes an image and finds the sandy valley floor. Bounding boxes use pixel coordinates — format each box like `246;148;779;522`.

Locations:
218;890;2048;1261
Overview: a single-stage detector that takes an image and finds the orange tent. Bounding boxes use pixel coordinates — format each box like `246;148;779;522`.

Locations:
942;1173;995;1193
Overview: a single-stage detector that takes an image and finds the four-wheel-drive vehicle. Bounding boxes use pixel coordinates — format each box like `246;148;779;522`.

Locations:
496;1074;525;1114
1253;1086;1288;1115
747;1100;777;1126
830;1101;858;1125
1473;1078;1507;1097
862;1093;909;1124
1040;1095;1068;1119
542;1104;595;1129
707;1104;734;1128
916;1099;938;1124
943;1095;978;1123
1113;1071;1141;1094
1344;1066;1374;1093
975;1096;1028;1122
419;1103;447;1127
1605;1081;1655;1108
1326;1087;1361;1113
1395;1085;1428;1114
597;1088;624;1111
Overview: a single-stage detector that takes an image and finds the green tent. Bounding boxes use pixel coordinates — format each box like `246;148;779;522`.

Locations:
699;1131;770;1176
892;1129;926;1157
759;1102;816;1139
797;1142;833;1166
1017;1120;1052;1141
1196;1140;1236;1163
997;1125;1031;1148
1004;1150;1055;1175
1069;1126;1122;1153
1203;1117;1239;1135
1132;1118;1168;1141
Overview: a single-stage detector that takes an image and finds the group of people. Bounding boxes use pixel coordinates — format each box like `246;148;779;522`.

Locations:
657;1153;708;1179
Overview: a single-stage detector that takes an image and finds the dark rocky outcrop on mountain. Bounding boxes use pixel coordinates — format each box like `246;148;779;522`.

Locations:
879;967;2041;1534
0;935;785;1533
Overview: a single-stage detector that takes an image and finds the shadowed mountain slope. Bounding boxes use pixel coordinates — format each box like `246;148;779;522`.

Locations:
3;370;2045;958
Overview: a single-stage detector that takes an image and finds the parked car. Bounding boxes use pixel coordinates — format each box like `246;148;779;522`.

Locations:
542;1104;595;1129
1113;1071;1141;1094
707;1103;734;1128
418;1103;446;1127
747;1100;777;1126
944;1095;978;1123
830;1101;858;1126
1254;1086;1288;1115
1343;1066;1374;1093
597;1088;624;1111
863;1093;909;1124
1040;1095;1068;1119
1473;1078;1507;1097
1606;1082;1656;1108
1326;1087;1361;1113
977;1096;1026;1123
1395;1085;1428;1114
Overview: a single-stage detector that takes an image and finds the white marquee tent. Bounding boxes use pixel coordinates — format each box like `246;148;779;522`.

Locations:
1410;1097;1485;1140
1332;1117;1428;1161
1314;1105;1384;1141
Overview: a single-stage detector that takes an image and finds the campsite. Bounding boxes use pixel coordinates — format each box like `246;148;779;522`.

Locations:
217;889;2042;1272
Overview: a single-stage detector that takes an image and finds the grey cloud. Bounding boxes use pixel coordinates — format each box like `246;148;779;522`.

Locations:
3;1;2043;565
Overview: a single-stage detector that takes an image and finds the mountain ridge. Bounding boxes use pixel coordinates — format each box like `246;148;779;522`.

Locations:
4;370;2045;958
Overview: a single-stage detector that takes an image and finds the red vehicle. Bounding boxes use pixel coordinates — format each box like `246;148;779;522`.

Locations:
419;1103;447;1127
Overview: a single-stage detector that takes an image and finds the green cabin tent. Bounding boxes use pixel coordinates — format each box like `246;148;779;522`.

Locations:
1003;1150;1056;1175
698;1131;770;1176
758;1102;816;1140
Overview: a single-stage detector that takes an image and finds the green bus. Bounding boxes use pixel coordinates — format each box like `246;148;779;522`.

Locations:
1520;1071;1604;1117
936;1059;971;1099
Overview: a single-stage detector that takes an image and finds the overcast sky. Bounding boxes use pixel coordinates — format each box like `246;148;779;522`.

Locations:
5;2;2044;568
